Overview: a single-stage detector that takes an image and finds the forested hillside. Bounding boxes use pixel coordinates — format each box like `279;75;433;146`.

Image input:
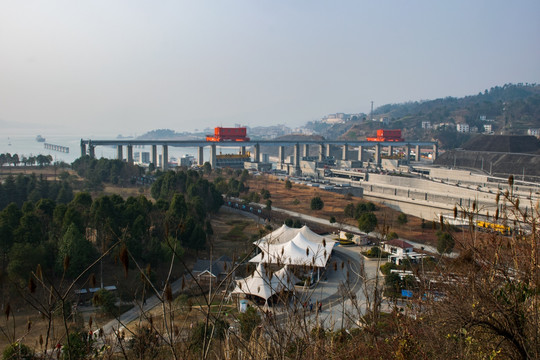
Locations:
306;83;540;149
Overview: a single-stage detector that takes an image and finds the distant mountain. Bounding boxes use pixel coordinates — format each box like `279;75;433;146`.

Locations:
305;83;540;150
136;129;197;140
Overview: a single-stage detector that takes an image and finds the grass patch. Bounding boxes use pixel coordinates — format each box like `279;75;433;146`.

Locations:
222;223;249;242
225;220;250;227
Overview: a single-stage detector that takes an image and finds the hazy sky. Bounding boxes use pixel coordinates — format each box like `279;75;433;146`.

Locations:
1;1;539;137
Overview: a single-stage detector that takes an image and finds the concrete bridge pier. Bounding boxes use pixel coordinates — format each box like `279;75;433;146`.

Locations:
117;145;123;161
278;146;285;165
388;145;394;157
358;145;364;161
241;146;246;155
80;140;87;157
303;144;309;158
433;143;438;161
319;144;325;161
198;146;204;166
127;145;133;164
325;144;331;158
210;144;217;168
162;145;168;171
253;143;260;163
406;144;411;163
415;145;421;161
342;144;348;160
88;145;95;158
151;145;157;167
294;143;300;167
374;143;381;166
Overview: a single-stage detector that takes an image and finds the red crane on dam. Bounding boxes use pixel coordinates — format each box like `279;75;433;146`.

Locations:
206;127;250;142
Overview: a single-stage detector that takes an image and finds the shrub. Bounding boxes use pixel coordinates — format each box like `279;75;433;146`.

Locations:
285;180;292;189
397;213;408;225
310;197;324;210
2;343;34;360
238;306;261;339
380;262;397;275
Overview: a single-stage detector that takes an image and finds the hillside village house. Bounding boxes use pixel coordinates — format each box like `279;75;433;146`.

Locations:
384;239;427;265
192;255;234;287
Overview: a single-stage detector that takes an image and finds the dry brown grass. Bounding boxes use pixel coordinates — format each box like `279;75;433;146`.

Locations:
246;174;440;245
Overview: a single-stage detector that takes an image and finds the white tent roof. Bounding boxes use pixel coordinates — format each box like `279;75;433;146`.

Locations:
255;224;335;247
251;232;335;268
231;263;293;301
253;224;298;246
274;265;300;291
298;226;331;245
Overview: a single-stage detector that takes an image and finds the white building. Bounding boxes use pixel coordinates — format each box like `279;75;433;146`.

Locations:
180;154;195;167
134;152;150;164
384;239;427;265
383;239;413;257
421;121;432;129
484;124;493;134
528;129;540;137
456;123;470;133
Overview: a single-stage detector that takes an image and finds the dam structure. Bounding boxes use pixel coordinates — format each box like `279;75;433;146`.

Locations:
80;138;438;172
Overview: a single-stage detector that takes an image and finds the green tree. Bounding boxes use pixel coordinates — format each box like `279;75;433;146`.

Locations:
189;318;228;352
436;231;455;254
284;218;293;227
92;289;119;317
187;223;206;252
265;199;272;210
202;162;212;174
2;342;35;360
397;213;408;225
240;169;249;183
57;224;98;277
61;331;94;360
238;306;261;339
344;203;355;218
14;212;42;244
261;188;271;200
358;212;377;233
385;272;402;296
7;243;49;282
329;216;336;224
0;203;22;258
285;179;292;190
310;196;324;210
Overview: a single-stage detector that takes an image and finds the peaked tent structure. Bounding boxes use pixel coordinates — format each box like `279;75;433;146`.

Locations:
253;224;297;246
251;232;336;268
298;225;331;245
255;224;334;247
231;263;295;304
274;265;300;290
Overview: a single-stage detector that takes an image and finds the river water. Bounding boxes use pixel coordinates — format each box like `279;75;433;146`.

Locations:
0;134;245;166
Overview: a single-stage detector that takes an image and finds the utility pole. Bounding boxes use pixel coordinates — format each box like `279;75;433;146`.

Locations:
370;101;374;121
